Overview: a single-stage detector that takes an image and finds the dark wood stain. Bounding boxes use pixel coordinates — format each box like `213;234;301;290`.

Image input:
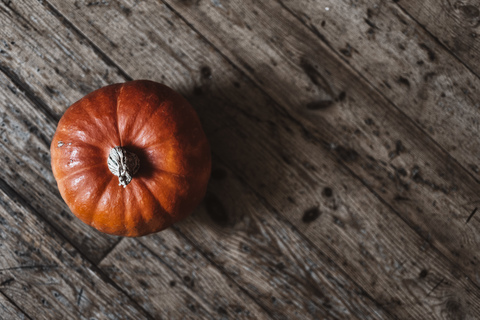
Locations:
0;278;14;286
301;58;322;86
335;146;359;162
419;43;436;61
183;275;195;288
419;269;428;278
306;100;334;110
340;46;352;57
364;18;377;29
443;298;465;320
395;140;405;155
456;4;480;19
323;187;333;197
302;206;321;223
397;76;411;88
300;58;335;97
201;66;212;79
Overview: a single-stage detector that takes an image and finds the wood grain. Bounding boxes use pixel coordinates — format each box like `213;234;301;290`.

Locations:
0;293;29;320
278;0;480;181
397;0;480;78
100;237;272;319
0;181;152;319
19;0;480;318
100;239;262;319
0;0;127;118
0;0;124;262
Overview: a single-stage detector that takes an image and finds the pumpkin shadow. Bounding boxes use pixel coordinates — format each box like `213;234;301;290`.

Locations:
122;145;156;180
176;79;294;232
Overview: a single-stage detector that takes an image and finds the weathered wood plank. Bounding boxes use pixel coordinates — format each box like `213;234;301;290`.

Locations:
0;181;152;319
0;1;389;318
23;0;480;318
192;162;480;319
0;293;29;320
397;0;480;79
100;177;392;319
139;164;391;320
62;0;480;293
0;71;118;263
0;0;127;118
0;0;126;262
277;0;480;181
100;238;272;320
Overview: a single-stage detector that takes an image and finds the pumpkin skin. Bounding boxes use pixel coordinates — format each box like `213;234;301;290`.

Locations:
51;80;211;237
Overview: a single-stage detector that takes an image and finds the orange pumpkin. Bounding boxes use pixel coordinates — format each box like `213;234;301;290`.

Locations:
51;80;211;237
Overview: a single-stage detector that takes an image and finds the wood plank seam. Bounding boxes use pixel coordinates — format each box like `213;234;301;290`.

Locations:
0;176;157;320
31;1;394;316
135;238;276;320
41;0;133;83
95;238;124;266
0;292;34;320
274;0;480;187
132;242;216;319
170;226;286;320
0;63;59;126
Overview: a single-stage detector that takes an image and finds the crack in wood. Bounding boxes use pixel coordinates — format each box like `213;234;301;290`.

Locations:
0;278;14;286
0;291;34;320
0;265;58;272
76;287;83;306
466;207;478;223
427;278;444;297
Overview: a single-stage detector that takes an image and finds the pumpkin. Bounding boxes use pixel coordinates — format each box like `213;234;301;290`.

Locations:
50;80;211;237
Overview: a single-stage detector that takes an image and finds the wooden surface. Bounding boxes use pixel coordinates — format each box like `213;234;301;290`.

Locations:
0;0;479;319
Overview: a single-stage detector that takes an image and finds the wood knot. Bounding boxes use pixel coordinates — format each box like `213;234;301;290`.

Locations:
455;2;480;19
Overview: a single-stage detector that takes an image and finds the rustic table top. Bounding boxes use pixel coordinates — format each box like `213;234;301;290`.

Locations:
1;0;480;319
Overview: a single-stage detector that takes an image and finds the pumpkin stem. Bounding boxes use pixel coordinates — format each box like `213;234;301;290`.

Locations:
107;146;140;188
